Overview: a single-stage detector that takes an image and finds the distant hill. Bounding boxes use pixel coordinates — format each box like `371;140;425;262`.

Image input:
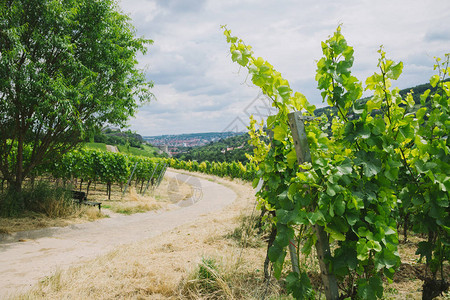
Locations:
174;133;251;163
143;131;244;147
83;128;165;158
87;128;145;148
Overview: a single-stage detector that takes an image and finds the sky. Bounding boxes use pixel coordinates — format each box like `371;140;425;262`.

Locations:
118;0;450;136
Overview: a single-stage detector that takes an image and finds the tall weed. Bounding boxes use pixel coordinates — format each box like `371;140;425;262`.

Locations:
0;182;77;217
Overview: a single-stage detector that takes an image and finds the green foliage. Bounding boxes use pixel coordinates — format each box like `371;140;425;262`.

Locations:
223;24;449;299
88;129;146;149
39;149;162;198
166;157;257;181
188;256;222;294
84;143;108;152
285;272;315;299
175;133;253;163
117;144;159;158
398;55;450;280
198;257;219;281
0;0;153;192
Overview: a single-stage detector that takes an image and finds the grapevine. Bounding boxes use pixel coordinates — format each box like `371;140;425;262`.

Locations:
222;25;449;299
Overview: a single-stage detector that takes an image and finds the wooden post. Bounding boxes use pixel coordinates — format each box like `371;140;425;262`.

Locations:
288;242;300;274
288;111;340;300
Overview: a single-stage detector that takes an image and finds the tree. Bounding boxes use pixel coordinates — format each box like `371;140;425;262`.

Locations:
0;0;153;195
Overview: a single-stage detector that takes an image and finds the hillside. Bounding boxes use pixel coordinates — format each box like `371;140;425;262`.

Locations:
174;133;251;163
84;128;165;158
143;131;243;147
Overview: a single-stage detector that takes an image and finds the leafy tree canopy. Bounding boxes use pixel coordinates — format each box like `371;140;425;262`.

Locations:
0;0;153;192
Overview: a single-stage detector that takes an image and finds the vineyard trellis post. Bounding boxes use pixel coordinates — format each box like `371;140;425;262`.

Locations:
153;163;167;190
288;111;339;300
158;164;168;187
123;162;138;196
142;162;159;195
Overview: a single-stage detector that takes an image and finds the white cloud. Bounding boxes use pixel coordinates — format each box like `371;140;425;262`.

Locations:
120;0;450;136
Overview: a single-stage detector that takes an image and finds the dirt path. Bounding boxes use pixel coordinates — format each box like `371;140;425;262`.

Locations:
105;144;119;153
0;170;236;298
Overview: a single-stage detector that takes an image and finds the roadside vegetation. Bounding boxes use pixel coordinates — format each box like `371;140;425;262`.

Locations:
0;182;103;234
0;175;193;234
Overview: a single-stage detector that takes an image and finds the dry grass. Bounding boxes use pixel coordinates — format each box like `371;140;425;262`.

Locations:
0;176;192;234
13;171;288;299
87;177;193;215
0;206;102;234
225;213;268;249
8;170;450;300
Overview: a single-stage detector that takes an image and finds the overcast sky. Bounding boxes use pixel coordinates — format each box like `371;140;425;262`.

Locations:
118;0;450;136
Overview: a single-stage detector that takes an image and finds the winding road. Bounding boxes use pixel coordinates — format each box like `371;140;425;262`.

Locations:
0;170;236;298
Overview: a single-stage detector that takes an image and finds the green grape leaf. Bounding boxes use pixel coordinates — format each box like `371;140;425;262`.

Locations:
277;85;292;101
420;89;431;105
346;213;359;226
273;125;287;141
357;276;383;300
268;243;286;279
386;61;403;80
336;159;353;176
325;223;346;241
430;75;440;87
286;271;315;299
326;182;339;196
267;115;277;128
334;199;346;216
357;239;369;260
286;149;298;168
352;99;365;114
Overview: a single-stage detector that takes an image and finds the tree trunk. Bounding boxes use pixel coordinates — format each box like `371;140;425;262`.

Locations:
10;180;22;193
422;278;449;300
264;226;277;281
30;175;35;189
257;206;267;234
403;212;409;243
139;180;144;194
13;131;25;195
107;182;112;200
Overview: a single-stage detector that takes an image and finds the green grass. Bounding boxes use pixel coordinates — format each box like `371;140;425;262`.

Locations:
84;142;107;151
82;142;160;158
117;144;158;158
142;144;160;153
